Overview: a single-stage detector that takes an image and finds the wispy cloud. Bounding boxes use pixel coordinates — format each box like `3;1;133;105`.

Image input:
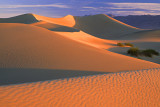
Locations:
82;7;97;10
1;2;160;17
0;4;70;9
111;11;160;16
107;3;160;11
80;3;160;15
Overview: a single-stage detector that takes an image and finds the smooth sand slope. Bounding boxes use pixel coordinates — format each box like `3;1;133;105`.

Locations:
0;69;160;107
74;14;141;39
0;23;159;73
55;31;116;49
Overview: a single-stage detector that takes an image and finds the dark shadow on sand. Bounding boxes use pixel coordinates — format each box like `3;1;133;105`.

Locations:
0;68;109;86
49;26;80;32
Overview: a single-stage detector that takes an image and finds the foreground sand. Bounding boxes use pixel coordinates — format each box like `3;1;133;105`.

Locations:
0;69;160;107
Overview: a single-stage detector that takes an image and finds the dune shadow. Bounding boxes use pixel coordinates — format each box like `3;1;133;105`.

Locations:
49;26;80;32
0;68;109;86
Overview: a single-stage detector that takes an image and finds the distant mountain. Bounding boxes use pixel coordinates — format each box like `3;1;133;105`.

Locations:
114;15;160;29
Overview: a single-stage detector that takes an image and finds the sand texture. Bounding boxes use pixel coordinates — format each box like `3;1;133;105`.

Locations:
0;69;160;107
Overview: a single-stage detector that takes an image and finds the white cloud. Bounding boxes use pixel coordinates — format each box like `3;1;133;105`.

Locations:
0;4;70;9
107;3;160;11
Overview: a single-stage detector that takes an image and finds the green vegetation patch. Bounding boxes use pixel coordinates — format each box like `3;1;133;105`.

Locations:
127;48;159;58
117;42;134;47
117;43;125;47
124;43;134;47
127;47;140;57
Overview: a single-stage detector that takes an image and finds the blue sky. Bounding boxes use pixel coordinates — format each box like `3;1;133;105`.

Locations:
1;0;160;17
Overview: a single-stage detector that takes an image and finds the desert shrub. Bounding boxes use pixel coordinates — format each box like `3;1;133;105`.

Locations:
117;43;124;47
127;47;140;57
127;48;159;58
124;43;134;47
141;49;159;57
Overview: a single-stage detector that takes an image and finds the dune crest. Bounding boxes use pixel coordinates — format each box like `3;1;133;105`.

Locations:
33;14;75;27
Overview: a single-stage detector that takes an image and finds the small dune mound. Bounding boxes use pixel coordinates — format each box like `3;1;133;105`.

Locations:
74;14;141;39
0;13;38;24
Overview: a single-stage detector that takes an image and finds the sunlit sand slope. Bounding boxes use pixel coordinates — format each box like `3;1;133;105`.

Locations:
0;23;159;72
33;14;75;27
74;14;141;39
55;31;116;49
0;69;160;107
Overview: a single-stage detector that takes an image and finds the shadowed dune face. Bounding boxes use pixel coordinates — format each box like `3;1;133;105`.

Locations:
0;13;39;24
0;68;108;86
0;23;159;72
74;14;141;39
0;69;159;107
118;29;160;41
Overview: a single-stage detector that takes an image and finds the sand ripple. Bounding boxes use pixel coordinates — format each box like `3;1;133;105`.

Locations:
0;69;160;107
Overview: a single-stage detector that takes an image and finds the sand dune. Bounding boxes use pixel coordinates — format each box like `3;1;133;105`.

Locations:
0;69;159;107
0;13;75;27
0;23;159;73
0;13;141;39
0;13;160;107
74;14;141;39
